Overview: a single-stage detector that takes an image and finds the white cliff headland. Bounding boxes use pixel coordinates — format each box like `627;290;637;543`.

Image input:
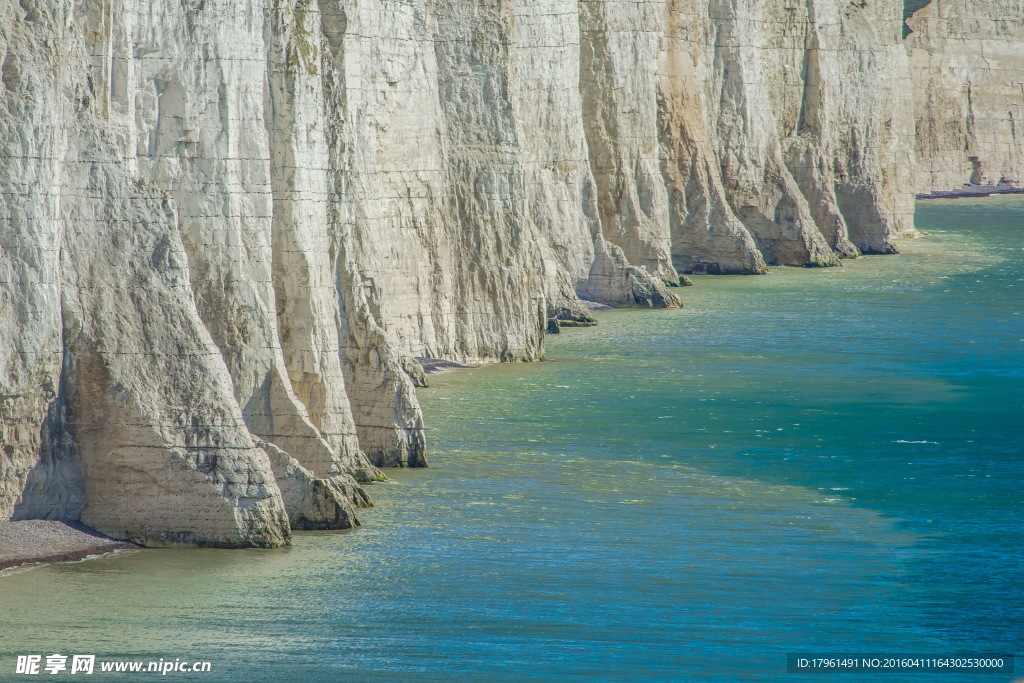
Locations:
0;0;1018;550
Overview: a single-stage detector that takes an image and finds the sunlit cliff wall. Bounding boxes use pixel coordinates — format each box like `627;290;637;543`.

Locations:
907;0;1024;192
1;0;934;546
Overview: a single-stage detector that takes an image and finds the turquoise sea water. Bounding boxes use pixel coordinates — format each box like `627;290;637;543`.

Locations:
1;198;1021;681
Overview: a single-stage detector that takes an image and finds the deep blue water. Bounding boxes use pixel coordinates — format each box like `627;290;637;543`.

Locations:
0;197;1021;681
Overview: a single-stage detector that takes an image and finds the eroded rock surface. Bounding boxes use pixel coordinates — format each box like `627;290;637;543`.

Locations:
0;0;977;546
907;1;1024;192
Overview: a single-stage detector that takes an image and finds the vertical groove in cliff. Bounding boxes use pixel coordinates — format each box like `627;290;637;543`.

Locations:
658;0;767;275
578;0;680;284
1;0;69;521
261;0;377;525
320;0;429;468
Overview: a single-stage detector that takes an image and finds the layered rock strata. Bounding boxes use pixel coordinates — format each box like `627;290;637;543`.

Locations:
907;0;1024;192
2;0;924;546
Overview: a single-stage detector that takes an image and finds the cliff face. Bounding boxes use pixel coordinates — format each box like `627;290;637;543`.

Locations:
1;0;920;546
908;0;1024;192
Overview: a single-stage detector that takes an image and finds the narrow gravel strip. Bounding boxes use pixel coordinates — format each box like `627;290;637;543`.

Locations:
0;521;140;572
415;357;474;374
917;185;1024;200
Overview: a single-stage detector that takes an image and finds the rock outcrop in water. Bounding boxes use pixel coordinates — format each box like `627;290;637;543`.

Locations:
907;0;1024;192
0;0;965;546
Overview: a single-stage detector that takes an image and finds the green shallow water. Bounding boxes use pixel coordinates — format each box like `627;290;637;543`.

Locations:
1;197;1022;681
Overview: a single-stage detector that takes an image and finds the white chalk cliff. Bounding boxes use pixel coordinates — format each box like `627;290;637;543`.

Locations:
0;0;1010;547
907;0;1024;191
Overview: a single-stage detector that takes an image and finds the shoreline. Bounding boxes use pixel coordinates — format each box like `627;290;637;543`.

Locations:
0;520;141;573
916;184;1024;200
0;236;933;566
416;357;476;375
